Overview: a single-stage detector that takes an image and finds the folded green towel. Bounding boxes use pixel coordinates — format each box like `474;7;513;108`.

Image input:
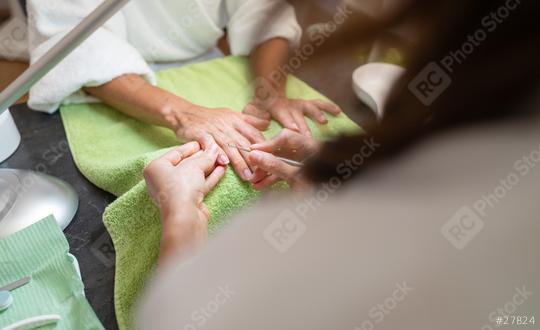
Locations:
0;216;103;330
60;56;361;330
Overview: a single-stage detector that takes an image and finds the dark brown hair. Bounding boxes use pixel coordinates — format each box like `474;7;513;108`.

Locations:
302;0;540;183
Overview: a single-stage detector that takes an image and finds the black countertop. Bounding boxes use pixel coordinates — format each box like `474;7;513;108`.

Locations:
1;104;118;329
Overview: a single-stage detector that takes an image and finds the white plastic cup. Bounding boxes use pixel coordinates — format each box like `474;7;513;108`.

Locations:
352;63;406;120
0;109;21;163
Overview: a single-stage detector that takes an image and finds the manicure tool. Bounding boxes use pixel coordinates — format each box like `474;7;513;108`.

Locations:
228;145;304;167
0;276;31;312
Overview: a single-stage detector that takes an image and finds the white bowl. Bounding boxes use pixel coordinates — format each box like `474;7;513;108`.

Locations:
0;109;21;163
352;63;406;120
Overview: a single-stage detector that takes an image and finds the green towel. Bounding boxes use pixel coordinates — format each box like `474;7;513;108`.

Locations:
0;216;103;330
60;56;361;330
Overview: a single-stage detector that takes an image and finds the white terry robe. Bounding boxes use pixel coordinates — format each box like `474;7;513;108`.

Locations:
26;0;302;113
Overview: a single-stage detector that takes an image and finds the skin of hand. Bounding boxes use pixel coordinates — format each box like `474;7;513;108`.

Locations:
244;97;342;137
248;129;321;191
244;37;342;137
85;75;270;181
169;102;270;181
143;139;226;265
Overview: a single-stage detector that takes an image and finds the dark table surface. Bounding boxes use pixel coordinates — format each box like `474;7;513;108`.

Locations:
1;104;118;329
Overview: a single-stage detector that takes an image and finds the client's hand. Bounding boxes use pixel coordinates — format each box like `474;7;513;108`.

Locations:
243;96;341;137
143;139;226;264
172;104;270;181
85;74;270;181
248;129;321;191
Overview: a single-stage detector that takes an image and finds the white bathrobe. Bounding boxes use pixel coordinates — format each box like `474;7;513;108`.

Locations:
26;0;302;112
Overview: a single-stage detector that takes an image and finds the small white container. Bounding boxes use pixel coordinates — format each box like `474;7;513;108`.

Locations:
0;109;21;163
352;63;406;120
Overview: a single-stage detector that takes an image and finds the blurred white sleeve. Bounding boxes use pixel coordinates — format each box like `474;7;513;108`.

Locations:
26;0;156;113
224;0;302;56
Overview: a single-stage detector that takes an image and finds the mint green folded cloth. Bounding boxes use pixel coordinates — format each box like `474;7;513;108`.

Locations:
60;56;361;329
0;216;103;330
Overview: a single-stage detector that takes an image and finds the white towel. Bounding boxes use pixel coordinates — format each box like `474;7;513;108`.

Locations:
26;0;302;113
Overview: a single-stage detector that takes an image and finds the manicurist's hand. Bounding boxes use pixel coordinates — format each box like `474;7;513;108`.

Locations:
244;96;342;137
248;129;321;191
143;139;226;264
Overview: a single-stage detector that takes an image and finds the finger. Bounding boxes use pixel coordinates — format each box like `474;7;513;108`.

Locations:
242;113;271;131
249;150;297;181
312;100;342;116
225;127;255;175
198;133;229;166
292;111;312;138
214;131;253;180
162;141;200;165
304;103;328;124
203;165;226;194
189;143;221;175
251;128;294;153
229;128;255;164
252;174;280;190
242;103;271;120
250;140;275;153
274;110;300;133
234;119;266;144
250;167;270;183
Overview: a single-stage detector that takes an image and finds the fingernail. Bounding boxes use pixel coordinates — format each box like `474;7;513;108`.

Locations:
219;154;229;164
291;123;299;131
243;169;253;180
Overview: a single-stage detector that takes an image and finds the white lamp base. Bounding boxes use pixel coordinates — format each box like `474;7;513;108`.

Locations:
0;109;21;163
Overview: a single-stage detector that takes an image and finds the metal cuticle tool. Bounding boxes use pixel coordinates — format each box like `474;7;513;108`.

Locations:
228;144;304;167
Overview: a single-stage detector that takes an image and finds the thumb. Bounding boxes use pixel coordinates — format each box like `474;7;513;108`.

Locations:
198;133;229;165
249;150;297;181
250;128;294;153
250;139;275;153
191;143;220;175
